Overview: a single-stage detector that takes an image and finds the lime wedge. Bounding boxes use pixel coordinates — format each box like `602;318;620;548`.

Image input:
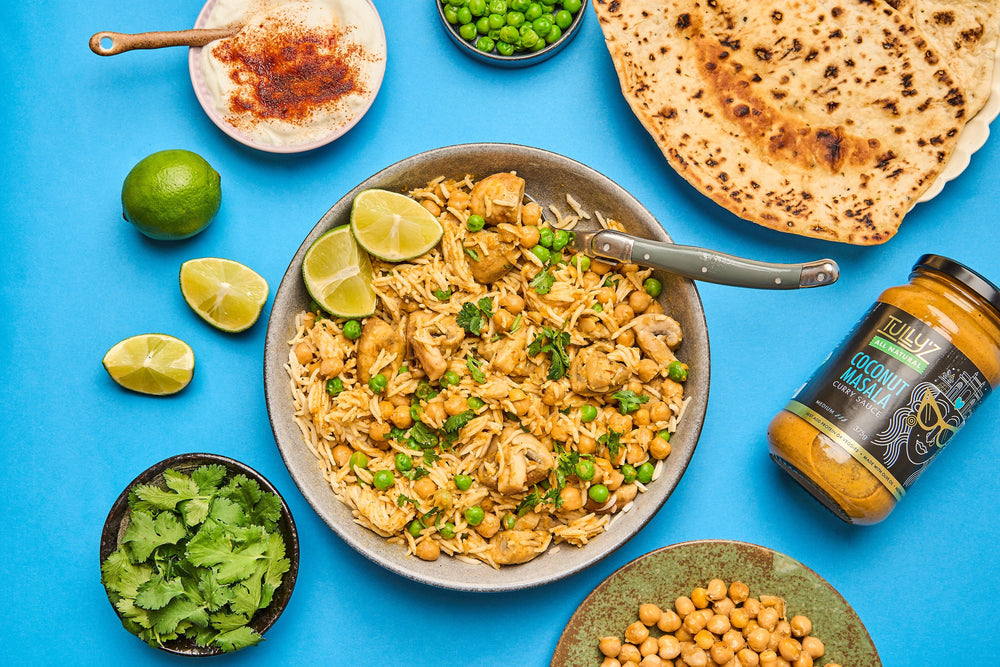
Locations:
179;257;269;333
102;334;195;396
302;226;377;318
350;189;443;262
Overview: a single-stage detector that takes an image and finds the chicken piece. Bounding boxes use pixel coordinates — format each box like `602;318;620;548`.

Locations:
489;326;528;376
356;317;405;383
479;427;555;495
488;529;551;565
407;312;465;381
569;342;630;396
464;230;518;284
469;172;525;225
632;313;683;366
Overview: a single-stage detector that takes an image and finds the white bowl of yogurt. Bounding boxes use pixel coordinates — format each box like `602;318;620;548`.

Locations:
189;0;386;153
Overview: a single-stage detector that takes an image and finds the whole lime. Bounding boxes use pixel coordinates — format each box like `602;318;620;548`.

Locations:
121;149;222;240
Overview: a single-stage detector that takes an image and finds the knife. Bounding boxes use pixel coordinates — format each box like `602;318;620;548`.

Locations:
568;229;838;289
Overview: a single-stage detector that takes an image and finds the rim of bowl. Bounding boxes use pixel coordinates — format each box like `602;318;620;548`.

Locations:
187;0;387;154
262;142;711;592
436;1;586;67
99;452;300;656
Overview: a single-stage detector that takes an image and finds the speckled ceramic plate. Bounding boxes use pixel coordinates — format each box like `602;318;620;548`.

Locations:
551;540;880;666
263;143;710;592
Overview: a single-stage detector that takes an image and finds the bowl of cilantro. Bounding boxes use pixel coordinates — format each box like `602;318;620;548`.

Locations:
99;453;299;655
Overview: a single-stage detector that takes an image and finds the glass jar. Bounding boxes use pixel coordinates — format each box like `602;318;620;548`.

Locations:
767;255;1000;524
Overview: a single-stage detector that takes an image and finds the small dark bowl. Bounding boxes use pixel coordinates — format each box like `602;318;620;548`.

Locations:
436;1;586;68
99;453;299;656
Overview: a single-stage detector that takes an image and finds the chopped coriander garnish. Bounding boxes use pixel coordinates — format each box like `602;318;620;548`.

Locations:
527;326;571;381
612;390;649;415
599;429;623;460
443;410;475;433
515;489;542;517
456;298;494;336
530;267;555;295
432;288;453;301
466;355;486;383
463;247;480;262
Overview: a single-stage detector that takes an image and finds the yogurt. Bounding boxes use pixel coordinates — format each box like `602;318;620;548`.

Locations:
199;0;385;147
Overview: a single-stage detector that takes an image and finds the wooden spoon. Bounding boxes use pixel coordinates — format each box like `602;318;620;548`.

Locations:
89;26;242;56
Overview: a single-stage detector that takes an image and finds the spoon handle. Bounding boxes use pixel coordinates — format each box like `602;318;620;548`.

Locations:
89;27;240;56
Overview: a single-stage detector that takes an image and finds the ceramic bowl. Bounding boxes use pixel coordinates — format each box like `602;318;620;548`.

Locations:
552;540;881;666
263;142;710;591
436;1;586;68
99;453;299;656
188;0;387;153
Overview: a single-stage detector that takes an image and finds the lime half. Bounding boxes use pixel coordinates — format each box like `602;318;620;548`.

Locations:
102;334;195;396
302;226;377;318
179;257;269;333
350;189;443;262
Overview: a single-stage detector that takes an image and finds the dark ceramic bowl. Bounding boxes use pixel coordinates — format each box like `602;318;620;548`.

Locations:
263;143;710;591
436;1;585;68
99;453;299;656
552;540;881;666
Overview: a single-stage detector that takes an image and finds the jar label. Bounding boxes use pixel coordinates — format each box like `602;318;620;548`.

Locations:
786;302;992;499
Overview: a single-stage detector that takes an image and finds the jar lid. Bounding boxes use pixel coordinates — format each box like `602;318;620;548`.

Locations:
914;254;1000;316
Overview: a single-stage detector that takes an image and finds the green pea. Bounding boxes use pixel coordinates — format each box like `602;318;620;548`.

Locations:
552;229;571;251
506;11;525;27
373;469;395;490
447;0;466;6
644;277;663;298
476;16;490;33
467;396;485;410
444;5;460;23
457;6;473;23
545;24;562;43
441;370;462;388
575;459;596;481
657;429;671;442
503;513;517;530
368;373;388;394
588;484;610;504
530;245;551;264
416;380;435;400
580;404;598;423
466;214;486;231
476;35;496;51
488;12;506;29
525;2;542;20
407;520;424;538
499;25;519;43
488;0;507;13
591;303;603;312
469;0;487;15
573;255;591;272
325;377;344;397
454;474;473;491
439;522;456;539
464;505;485;526
531;36;547;51
394;452;413;472
621;463;637;484
563;0;582;12
538;227;555;247
496;41;515;56
510;0;530;10
519;27;539;48
667;360;688;382
459;22;478;40
342;319;362;340
637;462;655;484
409;404;423;422
349;451;368;470
554;9;572;29
488;28;501;40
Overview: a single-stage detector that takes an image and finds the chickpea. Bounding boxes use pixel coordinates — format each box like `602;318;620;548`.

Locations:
369;421;391;443
747;627;771;653
302;312;316;329
629;289;654;314
645;300;664;314
420;199;441;216
475;512;501;539
675;596;696;618
730;607;752;630
599;636;623;658
413;477;436;499
625;443;646;465
758;650;779;667
729;581;751;604
657;634;681;660
378;400;395;418
636;359;660;383
625;621;650;645
638;655;661;667
294;342;312;365
637;603;662;627
596;286;617;307
714;597;736;617
577;316;597;334
690;587;709;609
633;408;651;427
792;654;813;667
693;629;714;650
737;648;761;667
608;412;633;435
789;616;812;638
639;636;659;657
414;538;440;561
522;201;541;226
559;485;584;511
319;357;343;377
583;271;603;289
618;329;635;347
710;642;735;665
499;292;525;314
707;614;731;635
722;629;746;652
649;400;673;423
773;621;791;641
682;611;707;634
619;644;641;664
578;434;598;455
743;619;760;638
649;435;672;460
743;598;762;618
673;627;692;643
657;609;682;633
551;420;572;443
447;189;470;211
778;638;801;662
512;397;532;416
542;382;566;406
800;636;824;659
517;224;541;248
332;444;352;467
422;400;446;425
613;303;635;326
757;607;779;631
600;659;621;667
680;644;708;667
591;259;614;275
614;483;638;507
444;394;467;417
706;578;727;601
492;308;514;332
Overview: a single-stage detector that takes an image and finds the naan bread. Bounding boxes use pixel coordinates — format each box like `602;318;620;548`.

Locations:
887;0;999;117
594;0;969;244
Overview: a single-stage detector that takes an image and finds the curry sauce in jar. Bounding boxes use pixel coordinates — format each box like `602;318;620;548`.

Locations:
767;255;1000;524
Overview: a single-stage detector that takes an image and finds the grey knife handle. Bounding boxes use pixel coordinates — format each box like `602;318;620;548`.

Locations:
588;230;838;289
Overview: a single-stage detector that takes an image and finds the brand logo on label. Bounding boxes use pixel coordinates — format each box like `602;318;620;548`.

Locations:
877;316;942;362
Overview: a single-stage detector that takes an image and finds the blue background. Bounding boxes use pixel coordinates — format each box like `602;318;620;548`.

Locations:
4;1;999;665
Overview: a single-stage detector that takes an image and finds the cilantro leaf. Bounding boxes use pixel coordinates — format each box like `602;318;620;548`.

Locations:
515;490;542;517
101;550;154;598
528;326;572;381
443;410;474;433
209;612;250;632
432;288;453;301
612;390;649;415
134;573;187;611
599;430;623;460
456;298;494;335
122;511;187;562
191;464;227;494
214;626;263;652
466;355;486;383
530;267;555;295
